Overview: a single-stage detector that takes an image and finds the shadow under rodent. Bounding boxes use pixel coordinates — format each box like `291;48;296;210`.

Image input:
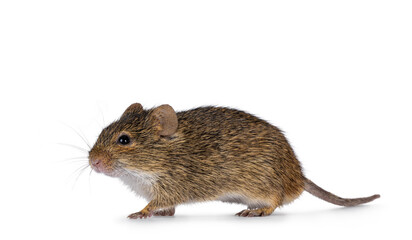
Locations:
88;103;380;218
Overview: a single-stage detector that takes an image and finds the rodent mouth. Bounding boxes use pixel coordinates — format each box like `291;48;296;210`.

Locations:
89;161;108;174
89;162;119;177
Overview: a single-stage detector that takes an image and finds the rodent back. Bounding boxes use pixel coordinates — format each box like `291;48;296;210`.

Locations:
165;107;305;198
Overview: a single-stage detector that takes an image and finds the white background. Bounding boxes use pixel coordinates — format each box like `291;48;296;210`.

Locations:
0;0;411;239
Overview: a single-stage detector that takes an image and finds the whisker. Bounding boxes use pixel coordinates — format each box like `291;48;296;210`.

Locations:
61;122;92;149
88;168;93;193
58;143;89;153
68;164;88;179
72;164;90;190
62;160;89;165
59;156;89;163
52;157;88;166
66;156;88;160
94;119;104;130
98;104;106;128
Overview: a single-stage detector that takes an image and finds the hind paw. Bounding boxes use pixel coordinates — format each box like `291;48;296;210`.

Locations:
153;207;175;216
235;207;274;217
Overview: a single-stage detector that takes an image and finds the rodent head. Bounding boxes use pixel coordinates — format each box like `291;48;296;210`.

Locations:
88;103;178;177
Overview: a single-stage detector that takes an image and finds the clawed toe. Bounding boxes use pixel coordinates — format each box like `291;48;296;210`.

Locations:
235;207;274;217
128;211;153;219
235;209;261;217
128;208;175;219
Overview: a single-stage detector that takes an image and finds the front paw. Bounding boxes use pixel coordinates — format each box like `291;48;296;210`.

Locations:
127;210;153;219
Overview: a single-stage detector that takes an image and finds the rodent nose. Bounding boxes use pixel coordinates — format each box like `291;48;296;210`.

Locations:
91;157;101;167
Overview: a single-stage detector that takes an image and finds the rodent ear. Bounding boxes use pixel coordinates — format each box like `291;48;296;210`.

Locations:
121;103;143;118
150;104;178;137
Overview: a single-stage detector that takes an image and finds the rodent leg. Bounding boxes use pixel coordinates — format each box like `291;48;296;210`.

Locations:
127;200;174;219
235;193;282;217
153;207;175;216
128;209;153;219
235;206;275;217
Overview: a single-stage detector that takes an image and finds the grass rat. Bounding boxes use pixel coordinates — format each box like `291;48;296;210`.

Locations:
88;103;380;218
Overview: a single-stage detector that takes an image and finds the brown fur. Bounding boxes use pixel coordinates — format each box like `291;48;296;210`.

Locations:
88;103;379;218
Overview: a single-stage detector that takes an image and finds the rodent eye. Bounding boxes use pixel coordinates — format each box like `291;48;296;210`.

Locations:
117;134;131;145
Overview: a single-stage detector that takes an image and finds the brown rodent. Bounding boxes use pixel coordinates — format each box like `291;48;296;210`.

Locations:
88;103;380;218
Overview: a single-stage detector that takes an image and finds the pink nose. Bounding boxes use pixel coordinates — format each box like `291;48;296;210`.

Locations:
90;157;102;171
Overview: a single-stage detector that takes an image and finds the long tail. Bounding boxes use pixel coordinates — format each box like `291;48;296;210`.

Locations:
303;177;380;207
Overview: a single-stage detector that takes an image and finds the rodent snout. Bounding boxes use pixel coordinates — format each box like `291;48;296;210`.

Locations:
90;157;102;168
88;150;113;175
